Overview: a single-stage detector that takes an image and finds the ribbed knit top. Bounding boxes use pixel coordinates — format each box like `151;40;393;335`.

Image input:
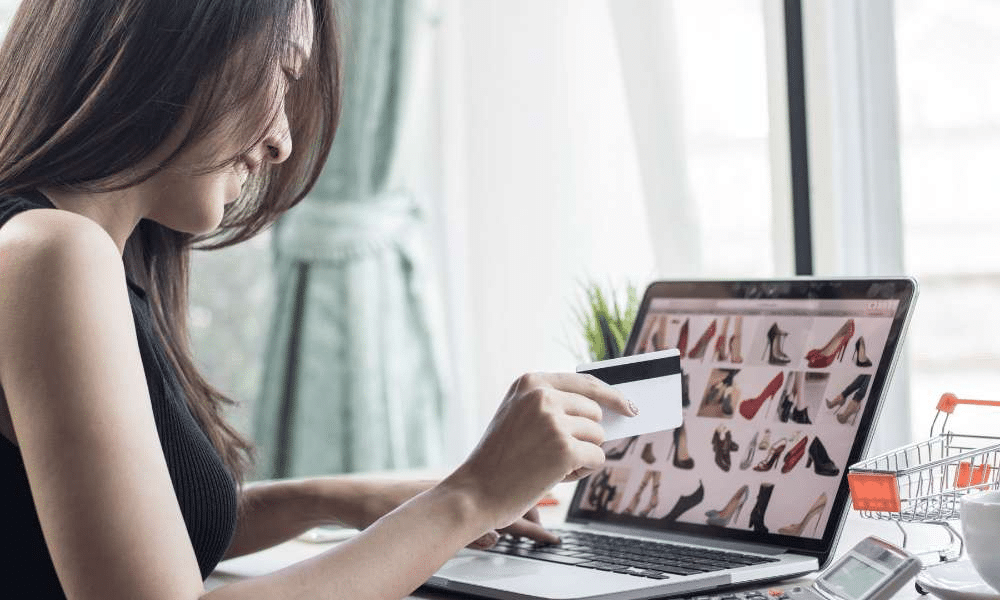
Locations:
0;191;238;597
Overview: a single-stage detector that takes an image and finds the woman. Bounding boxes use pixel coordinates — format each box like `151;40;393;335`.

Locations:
0;1;635;598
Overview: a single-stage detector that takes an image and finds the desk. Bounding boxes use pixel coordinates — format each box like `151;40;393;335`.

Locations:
208;482;950;599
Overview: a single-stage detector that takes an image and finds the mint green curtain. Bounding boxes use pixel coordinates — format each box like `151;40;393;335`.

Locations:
253;0;446;477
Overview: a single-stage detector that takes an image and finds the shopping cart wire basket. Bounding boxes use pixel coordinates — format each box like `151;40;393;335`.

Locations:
847;393;1000;561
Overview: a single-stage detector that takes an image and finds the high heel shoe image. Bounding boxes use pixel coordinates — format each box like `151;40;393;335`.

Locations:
777;371;796;423
669;424;695;470
749;483;774;534
758;429;771;450
837;398;863;425
706;485;750;527
754;438;787;472
832;374;871;424
739;371;784;420
713;317;730;362
712;425;740;472
778;493;827;536
807;437;840;477
624;470;661;517
662;480;705;523
806;319;855;368
681;370;691;408
729;316;744;364
780;433;808;474
739;431;759;470
687;319;717;360
604;435;637;460
676;318;690;358
853;336;873;367
763;322;791;365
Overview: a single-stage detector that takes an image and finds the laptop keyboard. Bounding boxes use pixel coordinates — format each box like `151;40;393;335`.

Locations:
485;529;780;580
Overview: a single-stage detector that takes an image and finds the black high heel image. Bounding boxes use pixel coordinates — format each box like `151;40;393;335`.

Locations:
587;468;619;512
681;369;690;408
807;437;840;477
662;480;705;522
748;483;774;533
777;374;794;423
712;425;739;472
785;371;811;424
604;436;637;460
763;323;791;365
669;424;695;469
853;336;873;367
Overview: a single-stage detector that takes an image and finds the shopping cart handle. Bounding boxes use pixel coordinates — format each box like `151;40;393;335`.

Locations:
936;393;1000;414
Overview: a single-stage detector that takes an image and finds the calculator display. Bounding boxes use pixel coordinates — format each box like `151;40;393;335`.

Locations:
820;556;885;600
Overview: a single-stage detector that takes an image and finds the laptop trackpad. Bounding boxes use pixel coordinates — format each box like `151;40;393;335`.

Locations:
434;552;668;598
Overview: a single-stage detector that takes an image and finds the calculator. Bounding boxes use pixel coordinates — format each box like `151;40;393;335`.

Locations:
686;536;922;600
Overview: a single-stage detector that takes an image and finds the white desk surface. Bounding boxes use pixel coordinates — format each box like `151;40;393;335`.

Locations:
208;481;964;599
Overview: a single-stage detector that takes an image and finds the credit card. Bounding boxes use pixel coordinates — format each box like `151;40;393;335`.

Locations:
576;349;682;440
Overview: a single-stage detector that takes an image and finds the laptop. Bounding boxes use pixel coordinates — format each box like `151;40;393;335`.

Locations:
425;277;917;600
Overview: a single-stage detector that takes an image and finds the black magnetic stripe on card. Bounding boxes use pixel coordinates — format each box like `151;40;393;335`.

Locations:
579;356;681;386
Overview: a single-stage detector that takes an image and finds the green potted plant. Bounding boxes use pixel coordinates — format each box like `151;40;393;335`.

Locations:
572;280;640;362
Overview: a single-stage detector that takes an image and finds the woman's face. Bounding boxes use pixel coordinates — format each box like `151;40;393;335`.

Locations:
144;0;315;235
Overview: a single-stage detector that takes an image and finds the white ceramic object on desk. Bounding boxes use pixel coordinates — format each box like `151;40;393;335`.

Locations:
916;560;1000;600
961;490;1000;592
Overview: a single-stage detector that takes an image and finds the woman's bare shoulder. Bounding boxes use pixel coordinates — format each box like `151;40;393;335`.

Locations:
0;207;127;373
0;208;208;598
0;207;121;273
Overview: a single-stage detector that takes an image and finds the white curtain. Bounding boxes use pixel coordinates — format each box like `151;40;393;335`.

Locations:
801;0;909;455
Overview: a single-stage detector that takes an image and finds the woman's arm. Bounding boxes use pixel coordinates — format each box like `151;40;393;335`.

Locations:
0;210;630;600
224;477;430;559
226;476;559;559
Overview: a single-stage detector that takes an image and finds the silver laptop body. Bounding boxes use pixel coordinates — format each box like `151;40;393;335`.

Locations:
426;278;917;600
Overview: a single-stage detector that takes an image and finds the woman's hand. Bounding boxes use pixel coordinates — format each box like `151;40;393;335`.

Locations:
356;480;561;547
444;372;636;535
468;506;559;548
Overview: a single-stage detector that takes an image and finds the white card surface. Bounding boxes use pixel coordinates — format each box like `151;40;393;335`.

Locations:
576;349;683;441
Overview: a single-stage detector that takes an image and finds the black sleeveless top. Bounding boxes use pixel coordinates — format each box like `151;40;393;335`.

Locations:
0;191;238;597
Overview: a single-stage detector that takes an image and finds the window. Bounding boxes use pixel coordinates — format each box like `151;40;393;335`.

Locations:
894;0;1000;438
435;0;793;431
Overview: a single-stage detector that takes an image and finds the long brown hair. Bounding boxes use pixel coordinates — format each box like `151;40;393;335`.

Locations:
0;0;342;482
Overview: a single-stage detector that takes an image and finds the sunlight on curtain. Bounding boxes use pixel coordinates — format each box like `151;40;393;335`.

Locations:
434;0;781;431
894;0;1000;439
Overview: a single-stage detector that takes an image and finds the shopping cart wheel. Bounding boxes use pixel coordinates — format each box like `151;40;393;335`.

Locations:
915;581;929;595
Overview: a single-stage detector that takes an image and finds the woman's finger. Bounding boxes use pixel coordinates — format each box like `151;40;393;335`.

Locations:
501;518;560;545
542;372;636;417
564;414;605;446
468;530;500;549
559;393;603;422
563;438;605;481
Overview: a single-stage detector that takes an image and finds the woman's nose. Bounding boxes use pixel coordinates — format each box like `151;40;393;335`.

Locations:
262;110;292;164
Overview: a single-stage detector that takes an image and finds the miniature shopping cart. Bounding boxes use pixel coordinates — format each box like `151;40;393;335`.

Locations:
847;393;1000;562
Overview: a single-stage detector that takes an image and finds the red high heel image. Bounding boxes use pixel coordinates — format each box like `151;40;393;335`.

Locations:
739;371;784;420
806;319;855;368
687;319;717;360
676;318;690;358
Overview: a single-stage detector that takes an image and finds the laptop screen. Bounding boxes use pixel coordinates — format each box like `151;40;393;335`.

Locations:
566;278;916;561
